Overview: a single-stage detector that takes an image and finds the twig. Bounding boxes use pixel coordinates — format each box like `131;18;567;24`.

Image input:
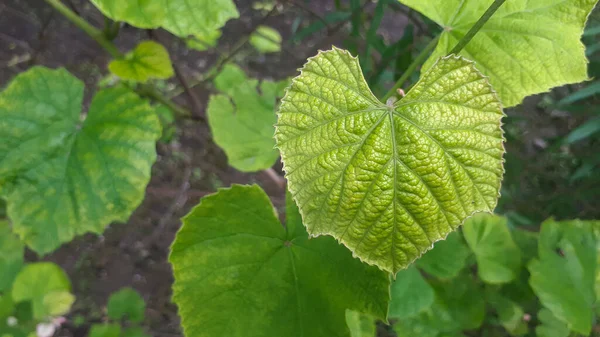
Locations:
172;62;205;120
264;168;286;189
448;0;506;55
286;0;331;31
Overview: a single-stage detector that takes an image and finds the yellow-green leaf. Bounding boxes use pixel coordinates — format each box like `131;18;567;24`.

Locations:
109;41;174;82
250;26;282;53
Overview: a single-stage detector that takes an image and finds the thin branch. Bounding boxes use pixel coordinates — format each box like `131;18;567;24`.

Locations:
448;0;506;55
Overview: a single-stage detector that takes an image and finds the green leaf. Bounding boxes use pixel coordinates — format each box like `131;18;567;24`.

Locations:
109;41;174;82
90;0;239;37
0;67;161;254
345;310;376;337
208;65;287;172
186;30;222;51
535;308;570;337
512;228;538;264
121;327;150;337
463;213;521;284
400;0;597;107
275;48;504;274
107;288;145;323
430;274;485;331
0;221;23;293
486;291;528;336
11;262;73;319
89;324;121;337
250;26;282;53
415;231;470;279
169;184;390;337
388;265;434;319
528;219;597;335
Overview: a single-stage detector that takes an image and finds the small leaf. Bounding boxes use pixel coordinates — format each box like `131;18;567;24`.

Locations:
345;310;376;337
535;308;570;337
186;30;222;51
0;67;161;254
486;291;528;336
250;26;282;53
463;213;521;284
107;288;145;323
415;231;470;279
528;219;597;335
109;41;174;82
208;65;288;172
42;291;75;317
388;266;434;319
0;221;23;292
400;0;598;107
169;184;390;337
275;48;504;273
89;324;121;337
11;262;72;320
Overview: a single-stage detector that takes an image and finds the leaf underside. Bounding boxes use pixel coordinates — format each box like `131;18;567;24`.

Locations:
275;48;504;273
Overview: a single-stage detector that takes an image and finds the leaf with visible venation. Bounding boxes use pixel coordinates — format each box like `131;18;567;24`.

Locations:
250;26;282;53
463;213;521;283
276;48;504;273
208;65;288;172
109;41;174;82
11;262;73;319
388;266;434;319
169;184;390;337
528;219;597;335
0;67;161;254
345;310;376;337
107;288;145;323
0;221;23;293
90;0;239;37
415;231;470;279
399;0;597;107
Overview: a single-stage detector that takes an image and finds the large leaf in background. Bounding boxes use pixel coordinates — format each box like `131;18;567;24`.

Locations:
400;0;597;107
0;221;23;292
208;65;287;172
107;288;145;323
90;0;239;38
415;231;470;279
11;262;74;319
169;184;390;337
388;265;434;319
345;310;376;337
535;308;570;337
528;219;598;335
0;67;161;254
276;48;504;273
463;213;521;283
109;41;174;82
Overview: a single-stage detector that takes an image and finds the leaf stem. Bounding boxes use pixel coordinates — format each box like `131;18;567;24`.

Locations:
448;0;506;55
382;35;439;102
43;0;123;58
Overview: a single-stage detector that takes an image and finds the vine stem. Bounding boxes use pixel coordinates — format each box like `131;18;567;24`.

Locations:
448;0;506;55
381;35;439;102
43;0;122;58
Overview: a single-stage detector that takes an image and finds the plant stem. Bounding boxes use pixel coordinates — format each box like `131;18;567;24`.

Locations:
448;0;506;55
382;35;439;102
43;0;122;58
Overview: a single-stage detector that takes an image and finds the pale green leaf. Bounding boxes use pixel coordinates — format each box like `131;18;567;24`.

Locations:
415;231;470;279
107;288;145;323
0;67;161;254
388;265;434;319
11;262;72;319
208;65;287;172
0;221;23;293
400;0;597;107
345;310;376;337
109;41;174;82
186;30;222;51
250;26;282;53
528;219;597;335
535;308;570;337
90;0;239;37
463;213;521;283
89;324;121;337
276;48;504;273
169;184;390;337
42;291;75;317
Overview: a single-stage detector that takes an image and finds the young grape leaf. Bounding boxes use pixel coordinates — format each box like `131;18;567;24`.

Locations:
11;262;73;319
109;41;174;82
399;0;598;107
208;65;288;172
528;219;598;335
463;213;521;284
169;184;390;337
275;48;504;273
345;310;376;337
250;26;282;53
0;221;23;293
90;0;239;38
388;265;435;319
535;308;570;337
107;288;145;323
0;67;161;254
415;231;470;279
